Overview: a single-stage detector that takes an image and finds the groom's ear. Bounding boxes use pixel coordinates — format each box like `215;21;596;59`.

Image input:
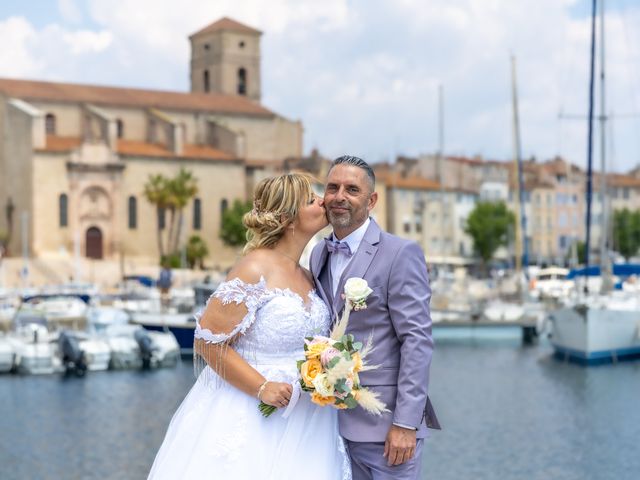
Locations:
367;191;378;212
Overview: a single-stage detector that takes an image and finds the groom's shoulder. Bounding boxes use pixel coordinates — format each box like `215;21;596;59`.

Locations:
379;228;421;253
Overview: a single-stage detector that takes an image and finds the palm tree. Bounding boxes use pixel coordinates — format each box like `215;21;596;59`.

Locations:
143;174;171;258
169;168;199;253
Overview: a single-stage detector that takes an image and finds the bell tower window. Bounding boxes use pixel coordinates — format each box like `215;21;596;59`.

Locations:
237;68;247;95
204;69;210;93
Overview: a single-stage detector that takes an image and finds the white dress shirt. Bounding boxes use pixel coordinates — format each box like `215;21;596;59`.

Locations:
329;218;370;297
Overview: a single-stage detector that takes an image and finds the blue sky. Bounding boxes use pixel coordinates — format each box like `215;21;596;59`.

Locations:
1;0;639;172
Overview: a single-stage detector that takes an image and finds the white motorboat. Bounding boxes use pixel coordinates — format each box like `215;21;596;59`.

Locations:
0;332;16;372
10;323;62;375
529;267;572;301
549;291;640;364
56;330;112;372
102;324;143;369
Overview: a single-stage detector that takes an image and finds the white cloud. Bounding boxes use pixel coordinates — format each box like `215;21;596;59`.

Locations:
57;0;83;24
0;17;41;77
2;0;639;170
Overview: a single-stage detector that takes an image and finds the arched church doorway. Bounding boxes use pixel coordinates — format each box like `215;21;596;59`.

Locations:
86;226;103;259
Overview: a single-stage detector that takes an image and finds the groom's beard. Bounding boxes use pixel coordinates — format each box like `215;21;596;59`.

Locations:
327;202;367;229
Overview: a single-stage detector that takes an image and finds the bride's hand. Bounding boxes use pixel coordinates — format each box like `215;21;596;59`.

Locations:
259;382;293;408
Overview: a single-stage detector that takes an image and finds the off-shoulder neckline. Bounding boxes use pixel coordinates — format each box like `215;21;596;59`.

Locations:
222;275;320;310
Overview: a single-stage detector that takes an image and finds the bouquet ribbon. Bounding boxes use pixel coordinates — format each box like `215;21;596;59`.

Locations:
281;382;302;419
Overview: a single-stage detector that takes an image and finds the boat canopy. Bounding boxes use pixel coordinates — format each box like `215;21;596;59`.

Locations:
567;264;640;279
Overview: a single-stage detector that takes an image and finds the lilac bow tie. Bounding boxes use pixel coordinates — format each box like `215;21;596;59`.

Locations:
325;239;353;256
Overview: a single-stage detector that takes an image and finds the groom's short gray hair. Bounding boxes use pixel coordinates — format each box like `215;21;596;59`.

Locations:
329;155;375;191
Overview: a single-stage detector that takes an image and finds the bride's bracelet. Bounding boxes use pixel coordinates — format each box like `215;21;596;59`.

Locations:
256;380;269;400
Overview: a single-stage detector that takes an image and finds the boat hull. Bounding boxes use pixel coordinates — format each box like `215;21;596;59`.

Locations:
550;304;640;364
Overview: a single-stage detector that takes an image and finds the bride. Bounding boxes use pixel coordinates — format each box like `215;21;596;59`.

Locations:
148;173;351;479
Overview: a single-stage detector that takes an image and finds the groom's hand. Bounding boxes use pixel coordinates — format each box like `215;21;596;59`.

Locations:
384;424;417;466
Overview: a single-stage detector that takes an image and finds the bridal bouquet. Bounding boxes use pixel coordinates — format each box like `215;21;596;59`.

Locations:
259;278;388;417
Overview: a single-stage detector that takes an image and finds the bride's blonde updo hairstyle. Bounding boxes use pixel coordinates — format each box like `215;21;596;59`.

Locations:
243;173;314;253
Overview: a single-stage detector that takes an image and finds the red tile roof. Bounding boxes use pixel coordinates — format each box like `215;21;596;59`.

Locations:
35;136;82;152
35;136;238;161
0;78;274;117
190;17;262;38
376;171;441;191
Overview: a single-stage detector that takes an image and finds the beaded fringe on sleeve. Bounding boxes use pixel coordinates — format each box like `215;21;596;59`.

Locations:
193;277;267;388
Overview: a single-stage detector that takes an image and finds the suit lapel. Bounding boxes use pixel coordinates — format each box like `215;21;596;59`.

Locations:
313;243;333;312
333;220;381;315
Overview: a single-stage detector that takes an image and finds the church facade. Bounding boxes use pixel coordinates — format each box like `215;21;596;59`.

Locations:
0;17;302;269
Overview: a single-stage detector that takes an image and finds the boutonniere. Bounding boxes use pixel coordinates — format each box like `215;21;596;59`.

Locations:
331;277;373;339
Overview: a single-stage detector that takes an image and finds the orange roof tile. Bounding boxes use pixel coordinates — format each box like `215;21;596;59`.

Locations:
190;17;262;38
376;171;441;191
35;136;237;161
35;135;82;152
608;174;640;188
0;78;274;117
117;140;237;161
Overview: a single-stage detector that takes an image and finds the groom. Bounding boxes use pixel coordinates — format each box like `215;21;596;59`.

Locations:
310;155;440;480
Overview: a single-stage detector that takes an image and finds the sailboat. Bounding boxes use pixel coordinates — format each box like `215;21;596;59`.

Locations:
549;0;640;364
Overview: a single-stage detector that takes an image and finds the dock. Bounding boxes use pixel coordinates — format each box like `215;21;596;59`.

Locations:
433;316;539;344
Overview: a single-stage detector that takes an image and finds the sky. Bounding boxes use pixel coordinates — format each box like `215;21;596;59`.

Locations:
1;0;639;172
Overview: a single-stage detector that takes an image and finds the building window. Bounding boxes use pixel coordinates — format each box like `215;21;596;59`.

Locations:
204;43;210;51
116;119;124;139
416;222;422;233
623;187;630;199
403;222;411;234
128;196;137;229
239;41;245;48
204;69;210;93
46;113;56;135
220;199;228;226
59;193;68;227
237;68;247;95
158;207;165;230
193;198;202;230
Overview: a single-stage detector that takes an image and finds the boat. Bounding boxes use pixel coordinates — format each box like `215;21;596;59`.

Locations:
0;332;16;372
130;311;196;354
529;267;572;300
549;1;640;364
9;323;62;375
131;282;216;354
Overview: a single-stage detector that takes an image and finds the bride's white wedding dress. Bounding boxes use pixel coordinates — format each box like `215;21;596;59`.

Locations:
148;277;351;479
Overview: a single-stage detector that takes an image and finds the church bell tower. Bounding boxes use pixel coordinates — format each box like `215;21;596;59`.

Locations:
189;17;262;102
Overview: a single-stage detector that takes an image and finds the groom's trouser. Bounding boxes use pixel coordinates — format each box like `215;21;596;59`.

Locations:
345;439;424;480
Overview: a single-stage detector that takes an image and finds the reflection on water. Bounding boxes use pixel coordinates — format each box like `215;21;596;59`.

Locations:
1;328;639;479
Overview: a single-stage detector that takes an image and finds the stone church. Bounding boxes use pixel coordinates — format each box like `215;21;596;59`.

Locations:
0;17;302;271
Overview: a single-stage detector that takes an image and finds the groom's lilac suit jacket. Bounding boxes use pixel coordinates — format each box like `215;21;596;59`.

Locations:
310;219;441;442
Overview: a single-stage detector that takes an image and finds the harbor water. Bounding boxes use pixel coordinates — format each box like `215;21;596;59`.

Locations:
1;327;639;480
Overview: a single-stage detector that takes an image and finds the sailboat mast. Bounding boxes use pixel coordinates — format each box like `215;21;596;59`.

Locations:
510;55;528;277
437;84;446;255
598;0;613;292
584;0;598;273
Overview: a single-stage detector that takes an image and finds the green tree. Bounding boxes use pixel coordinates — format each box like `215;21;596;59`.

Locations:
186;235;209;269
464;201;515;272
220;199;253;247
143;174;171;258
612;208;638;260
143;169;199;262
168;168;198;253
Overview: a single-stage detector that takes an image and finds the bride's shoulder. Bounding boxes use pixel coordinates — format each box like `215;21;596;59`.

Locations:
224;250;271;285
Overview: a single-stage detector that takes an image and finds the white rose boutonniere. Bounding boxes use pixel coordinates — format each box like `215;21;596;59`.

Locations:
344;277;373;311
331;277;373;340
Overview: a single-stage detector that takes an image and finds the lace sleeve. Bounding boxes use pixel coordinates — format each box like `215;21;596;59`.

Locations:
194;276;269;344
193;276;270;387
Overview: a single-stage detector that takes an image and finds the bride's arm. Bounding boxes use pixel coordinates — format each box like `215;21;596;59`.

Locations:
195;265;292;408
